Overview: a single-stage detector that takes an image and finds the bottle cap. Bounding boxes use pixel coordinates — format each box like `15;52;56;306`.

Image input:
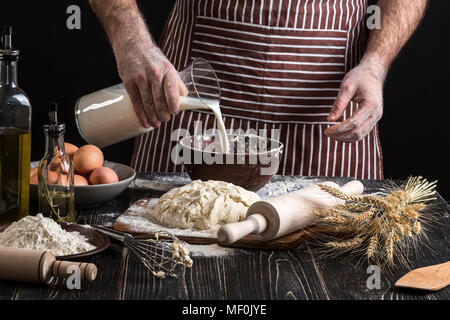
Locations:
44;102;65;135
0;26;19;61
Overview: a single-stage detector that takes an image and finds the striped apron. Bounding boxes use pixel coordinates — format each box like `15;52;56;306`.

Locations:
131;0;384;179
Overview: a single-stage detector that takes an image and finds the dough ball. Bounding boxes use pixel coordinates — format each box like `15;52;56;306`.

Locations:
150;180;260;230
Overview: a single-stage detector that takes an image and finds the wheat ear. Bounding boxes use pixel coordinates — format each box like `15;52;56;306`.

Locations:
325;237;363;249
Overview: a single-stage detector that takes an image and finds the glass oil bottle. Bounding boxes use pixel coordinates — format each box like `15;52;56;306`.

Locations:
0;26;32;224
38;103;75;223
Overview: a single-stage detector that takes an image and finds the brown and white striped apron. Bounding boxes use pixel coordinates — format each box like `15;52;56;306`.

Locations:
131;0;384;179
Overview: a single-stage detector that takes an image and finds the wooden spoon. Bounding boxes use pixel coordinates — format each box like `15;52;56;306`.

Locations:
395;261;450;291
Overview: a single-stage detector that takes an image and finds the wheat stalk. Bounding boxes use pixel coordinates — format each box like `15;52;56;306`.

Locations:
318;184;391;211
386;230;394;263
413;221;422;234
323;215;347;224
313;176;437;269
334;203;371;211
352;210;374;222
325;237;363;249
367;234;378;259
404;224;412;237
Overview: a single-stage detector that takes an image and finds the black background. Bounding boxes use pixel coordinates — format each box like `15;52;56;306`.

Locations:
1;1;448;199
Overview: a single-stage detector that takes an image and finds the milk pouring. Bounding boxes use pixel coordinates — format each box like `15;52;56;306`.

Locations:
74;59;229;152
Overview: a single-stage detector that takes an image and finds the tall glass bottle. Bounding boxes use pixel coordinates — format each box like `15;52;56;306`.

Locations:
38;103;75;223
0;26;32;224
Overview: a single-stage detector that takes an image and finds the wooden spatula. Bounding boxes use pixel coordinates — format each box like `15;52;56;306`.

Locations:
395;261;450;291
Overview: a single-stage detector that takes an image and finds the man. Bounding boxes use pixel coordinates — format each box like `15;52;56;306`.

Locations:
89;0;427;179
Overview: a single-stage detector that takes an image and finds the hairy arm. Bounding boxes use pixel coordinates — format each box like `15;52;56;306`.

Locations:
325;0;428;142
89;0;187;128
88;0;152;50
364;0;428;73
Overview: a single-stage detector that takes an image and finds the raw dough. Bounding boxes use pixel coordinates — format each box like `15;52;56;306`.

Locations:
150;180;260;230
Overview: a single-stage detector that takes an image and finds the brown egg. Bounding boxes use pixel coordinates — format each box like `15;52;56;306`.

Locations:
30;173;38;184
30;166;38;178
73;144;104;176
49;156;72;175
57;174;70;187
49;156;62;171
30;170;58;184
48;171;58;184
74;174;89;186
65;142;78;159
89;167;119;185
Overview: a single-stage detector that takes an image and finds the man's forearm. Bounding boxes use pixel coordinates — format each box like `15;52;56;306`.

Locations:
362;0;428;77
88;0;154;53
88;0;182;127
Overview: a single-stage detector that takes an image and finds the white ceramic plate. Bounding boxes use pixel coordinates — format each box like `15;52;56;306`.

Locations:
30;161;136;207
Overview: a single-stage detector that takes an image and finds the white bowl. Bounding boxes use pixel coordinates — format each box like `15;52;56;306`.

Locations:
30;161;136;207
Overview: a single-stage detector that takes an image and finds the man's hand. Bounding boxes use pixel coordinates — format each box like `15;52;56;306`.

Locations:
115;40;188;128
325;57;386;142
88;0;188;129
325;0;427;143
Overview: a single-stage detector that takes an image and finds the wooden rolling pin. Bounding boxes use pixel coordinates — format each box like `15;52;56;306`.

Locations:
0;247;97;284
217;180;364;245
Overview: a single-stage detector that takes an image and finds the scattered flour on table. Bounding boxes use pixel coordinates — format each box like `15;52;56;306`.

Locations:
186;244;237;257
0;214;96;256
257;180;289;198
115;206;217;238
131;174;190;191
282;177;321;191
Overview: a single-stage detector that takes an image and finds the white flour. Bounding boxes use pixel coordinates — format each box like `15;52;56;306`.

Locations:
0;214;96;256
187;244;237;257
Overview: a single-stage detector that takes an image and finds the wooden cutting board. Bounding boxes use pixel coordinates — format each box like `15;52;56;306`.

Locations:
113;198;335;250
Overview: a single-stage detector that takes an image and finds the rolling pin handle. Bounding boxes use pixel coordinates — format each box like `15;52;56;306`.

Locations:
217;213;267;245
340;180;364;195
51;261;98;282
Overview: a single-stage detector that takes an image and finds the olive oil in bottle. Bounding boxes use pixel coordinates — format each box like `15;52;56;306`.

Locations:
0;128;31;224
38;103;75;223
38;190;75;223
0;27;32;224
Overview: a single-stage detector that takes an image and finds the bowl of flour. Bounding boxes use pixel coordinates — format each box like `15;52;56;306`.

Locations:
0;214;110;260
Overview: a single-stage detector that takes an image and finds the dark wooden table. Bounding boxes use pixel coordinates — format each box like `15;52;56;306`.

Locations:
1;174;449;300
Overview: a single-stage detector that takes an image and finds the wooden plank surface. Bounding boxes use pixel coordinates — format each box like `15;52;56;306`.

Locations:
0;173;448;300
